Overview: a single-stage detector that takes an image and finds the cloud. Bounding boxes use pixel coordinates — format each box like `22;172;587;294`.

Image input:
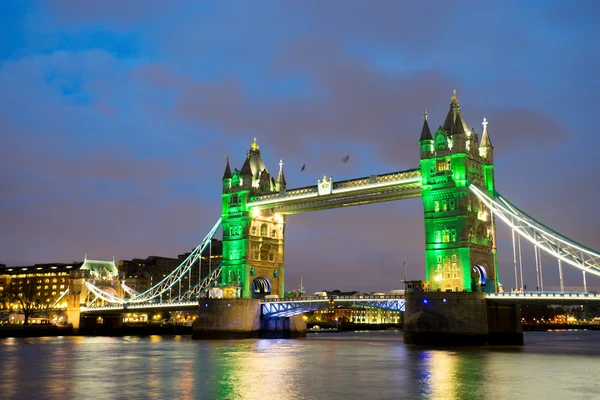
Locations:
42;0;191;25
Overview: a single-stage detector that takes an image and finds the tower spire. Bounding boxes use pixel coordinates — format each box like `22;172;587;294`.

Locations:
277;159;287;191
419;110;432;141
251;137;260;151
222;155;232;179
480;117;492;147
451;88;458;104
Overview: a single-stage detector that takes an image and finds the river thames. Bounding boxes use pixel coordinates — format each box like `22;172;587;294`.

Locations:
1;330;599;399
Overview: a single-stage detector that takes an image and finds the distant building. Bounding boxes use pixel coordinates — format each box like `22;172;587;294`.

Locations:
309;305;401;325
305;290;402;325
117;239;223;295
0;262;82;313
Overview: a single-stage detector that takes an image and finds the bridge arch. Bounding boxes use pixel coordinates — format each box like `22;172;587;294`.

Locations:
252;277;271;298
471;263;491;293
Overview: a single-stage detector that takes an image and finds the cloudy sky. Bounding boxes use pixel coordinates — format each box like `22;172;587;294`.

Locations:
1;0;599;293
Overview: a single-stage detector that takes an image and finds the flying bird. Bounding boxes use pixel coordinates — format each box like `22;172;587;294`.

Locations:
342;154;350;163
300;163;306;171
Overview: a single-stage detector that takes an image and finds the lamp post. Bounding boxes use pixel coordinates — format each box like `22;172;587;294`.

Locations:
403;259;408;290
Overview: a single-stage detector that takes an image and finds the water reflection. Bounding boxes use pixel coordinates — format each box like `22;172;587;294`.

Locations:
0;331;599;399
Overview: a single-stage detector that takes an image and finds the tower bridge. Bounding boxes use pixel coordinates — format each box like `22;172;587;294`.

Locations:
68;91;600;344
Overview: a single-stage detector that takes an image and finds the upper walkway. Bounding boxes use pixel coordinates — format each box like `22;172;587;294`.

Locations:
248;169;422;214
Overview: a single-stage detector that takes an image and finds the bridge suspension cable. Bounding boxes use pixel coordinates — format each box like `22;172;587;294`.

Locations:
469;184;600;279
83;218;222;305
173;263;222;302
121;282;139;298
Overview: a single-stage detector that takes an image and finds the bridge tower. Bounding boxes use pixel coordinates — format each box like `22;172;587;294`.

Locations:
419;91;498;292
221;139;286;299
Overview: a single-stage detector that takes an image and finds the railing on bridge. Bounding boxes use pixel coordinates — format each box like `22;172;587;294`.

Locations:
487;292;600;301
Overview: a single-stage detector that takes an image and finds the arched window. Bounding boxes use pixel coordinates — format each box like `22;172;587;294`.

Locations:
260;224;268;236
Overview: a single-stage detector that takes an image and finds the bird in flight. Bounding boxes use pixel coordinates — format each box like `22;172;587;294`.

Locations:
300;163;306;171
342;154;350;163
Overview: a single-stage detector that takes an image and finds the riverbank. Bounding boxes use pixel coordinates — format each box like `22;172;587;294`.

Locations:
0;324;74;338
0;323;192;338
523;323;600;331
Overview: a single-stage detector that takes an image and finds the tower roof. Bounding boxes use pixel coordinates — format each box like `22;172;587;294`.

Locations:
80;258;118;278
240;137;269;182
222;156;232;179
419;111;433;141
442;89;469;134
480;118;493;147
277;159;286;185
452;111;466;135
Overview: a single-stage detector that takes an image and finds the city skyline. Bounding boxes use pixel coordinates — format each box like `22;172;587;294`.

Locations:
2;1;600;293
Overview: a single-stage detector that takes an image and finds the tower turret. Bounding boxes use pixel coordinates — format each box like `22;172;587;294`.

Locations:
277;159;286;192
467;128;479;159
419;111;434;159
451;111;467;153
479;118;493;164
222;156;232;192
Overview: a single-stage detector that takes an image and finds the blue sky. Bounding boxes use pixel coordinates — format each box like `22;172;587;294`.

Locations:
1;0;600;292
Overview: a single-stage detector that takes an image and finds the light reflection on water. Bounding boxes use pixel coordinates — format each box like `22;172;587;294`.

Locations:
0;331;599;400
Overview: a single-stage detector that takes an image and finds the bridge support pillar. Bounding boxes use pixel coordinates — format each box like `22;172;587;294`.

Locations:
193;299;262;339
192;299;306;339
66;307;81;331
260;315;306;339
403;292;522;345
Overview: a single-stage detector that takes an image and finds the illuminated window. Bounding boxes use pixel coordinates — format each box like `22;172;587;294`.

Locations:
443;231;450;243
260;224;268;236
434;201;439;212
436;136;446;151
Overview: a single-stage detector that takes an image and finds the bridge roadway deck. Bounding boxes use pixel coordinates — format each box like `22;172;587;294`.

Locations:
80;295;407;315
78;292;600;315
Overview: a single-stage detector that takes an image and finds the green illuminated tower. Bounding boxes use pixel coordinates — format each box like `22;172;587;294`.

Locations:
221;138;286;299
419;91;497;292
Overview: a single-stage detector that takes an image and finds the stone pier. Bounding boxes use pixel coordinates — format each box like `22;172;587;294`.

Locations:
192;299;306;339
403;292;522;346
